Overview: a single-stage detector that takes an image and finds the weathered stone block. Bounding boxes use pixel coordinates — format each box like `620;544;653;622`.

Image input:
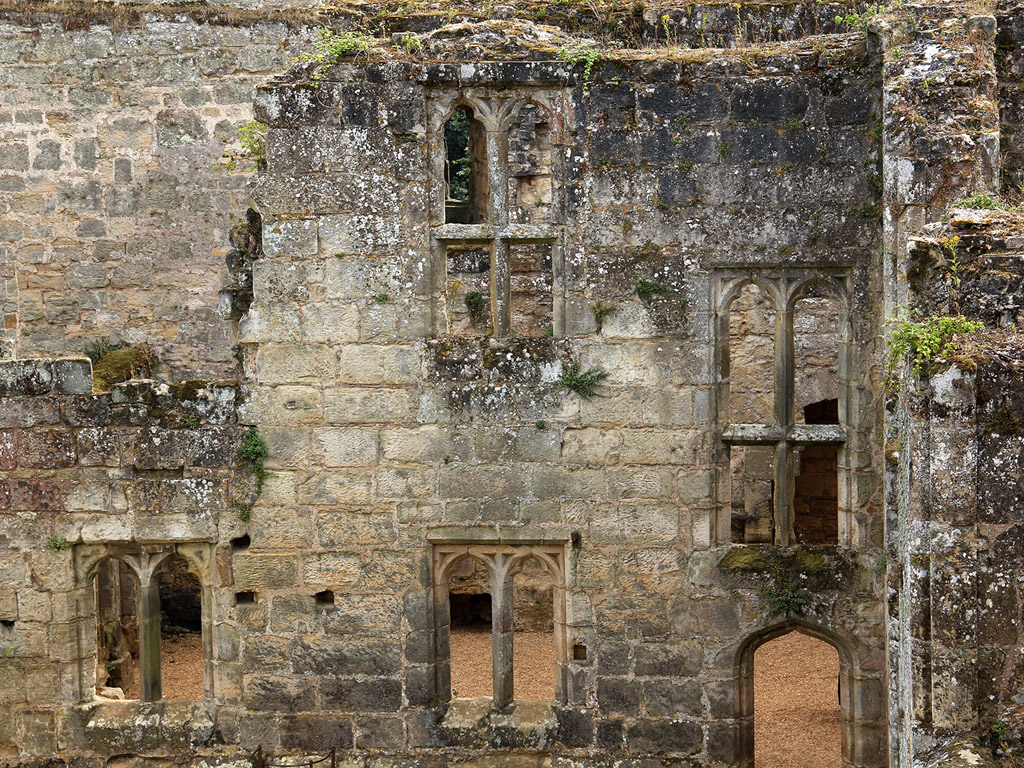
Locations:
232;554;299;590
262;217;318;260
355;715;405;749
243;675;316;712
256;344;336;385
321;677;402;712
314;427;380;467
291;636;401;677
0;360;50;396
625;717;702;755
337;344;420;385
279;714;354;750
596;678;642;716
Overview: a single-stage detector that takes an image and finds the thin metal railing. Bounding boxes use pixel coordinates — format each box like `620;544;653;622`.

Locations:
251;746;336;768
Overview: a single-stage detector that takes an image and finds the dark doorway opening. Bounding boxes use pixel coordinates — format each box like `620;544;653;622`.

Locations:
793;398;839;544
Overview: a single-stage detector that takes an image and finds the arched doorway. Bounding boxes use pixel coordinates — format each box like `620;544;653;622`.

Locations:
734;621;887;768
754;631;840;767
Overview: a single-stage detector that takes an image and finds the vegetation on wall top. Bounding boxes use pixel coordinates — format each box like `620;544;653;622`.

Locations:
885;313;985;382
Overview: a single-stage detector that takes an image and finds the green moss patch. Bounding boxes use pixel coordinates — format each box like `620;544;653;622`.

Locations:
92;345;155;392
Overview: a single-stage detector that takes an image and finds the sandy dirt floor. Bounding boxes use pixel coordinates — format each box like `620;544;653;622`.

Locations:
451;626;556;700
161;632;204;699
754;631;841;768
116;632;203;700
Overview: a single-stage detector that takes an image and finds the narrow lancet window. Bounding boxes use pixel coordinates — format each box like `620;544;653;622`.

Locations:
444;107;487;224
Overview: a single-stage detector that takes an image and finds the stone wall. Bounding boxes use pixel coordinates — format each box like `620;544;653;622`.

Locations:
235;21;887;766
0;358;248;759
0;0;865;376
0;8;308;376
5;1;1024;767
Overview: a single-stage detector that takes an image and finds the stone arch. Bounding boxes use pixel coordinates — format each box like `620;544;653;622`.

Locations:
732;619;886;768
87;554;143;702
431;541;570;707
786;273;848;313
73;542;216;703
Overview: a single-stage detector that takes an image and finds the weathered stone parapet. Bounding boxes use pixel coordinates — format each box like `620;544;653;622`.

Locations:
0;357;92;396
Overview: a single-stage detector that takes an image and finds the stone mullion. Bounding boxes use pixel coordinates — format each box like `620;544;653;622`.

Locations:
138;579;162;702
489;556;515;709
774;306;795;546
490;239;511;337
486;129;512;336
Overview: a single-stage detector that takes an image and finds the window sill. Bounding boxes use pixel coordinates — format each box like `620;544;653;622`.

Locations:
441;698;559;748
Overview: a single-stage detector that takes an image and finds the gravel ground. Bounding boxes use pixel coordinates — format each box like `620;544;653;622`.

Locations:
121;624;838;768
451;626;556;700
161;632;204;699
754;631;841;768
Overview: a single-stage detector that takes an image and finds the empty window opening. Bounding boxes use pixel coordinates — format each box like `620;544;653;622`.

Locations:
446;245;492;335
730;445;776;543
444;107;488;224
794;399;839;544
510;243;554;338
509;104;554;224
315;589;335;606
157;554;203;701
235;591;257;605
230;534;251;552
572;643;587;661
95;558;140;700
794;291;841;421
448;557;493;699
754;632;840;768
512;557;556;701
728;283;776;425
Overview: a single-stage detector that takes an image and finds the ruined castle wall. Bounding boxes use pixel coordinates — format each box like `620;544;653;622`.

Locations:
0;359;247;759
0;12;309;376
0;0;865;376
228;33;888;764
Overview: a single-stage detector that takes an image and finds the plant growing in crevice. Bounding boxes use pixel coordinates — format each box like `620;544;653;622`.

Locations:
465;291;487;323
47;536;70;552
239;120;266;169
556;40;605;88
590;300;616;330
293;27;376;85
238;426;270;496
958;191;1003;210
635;277;665;304
396;31;422;54
559;362;609;399
885;313;985;382
760;555;812;618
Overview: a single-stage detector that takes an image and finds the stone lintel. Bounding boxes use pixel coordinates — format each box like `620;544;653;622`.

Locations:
432;223;559;243
426;525;570;545
722;424;845;445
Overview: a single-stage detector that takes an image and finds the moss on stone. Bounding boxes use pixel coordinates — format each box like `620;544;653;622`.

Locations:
92;345;154;392
718;546;768;570
791;549;829;573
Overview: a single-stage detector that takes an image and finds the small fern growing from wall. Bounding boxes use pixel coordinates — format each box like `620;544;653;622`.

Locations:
635;278;665;305
238;427;270;494
560;362;609;399
760;556;812;618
